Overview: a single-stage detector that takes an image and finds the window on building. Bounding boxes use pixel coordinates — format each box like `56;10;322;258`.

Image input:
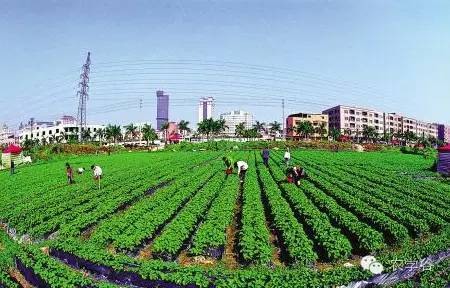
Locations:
49;130;52;135
42;131;45;136
64;128;69;132
345;117;349;120
362;112;368;116
350;110;355;114
350;123;355;128
356;118;360;122
56;129;59;133
344;123;348;127
344;110;349;114
37;133;39;137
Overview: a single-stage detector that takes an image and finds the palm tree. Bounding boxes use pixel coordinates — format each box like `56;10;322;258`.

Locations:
141;124;158;146
253;121;266;134
124;123;138;142
94;128;105;145
160;122;170;143
269;121;282;140
315;122;328;140
197;118;227;140
235;122;246;140
178;120;191;136
362;126;377;143
213;119;227;138
295;121;315;140
105;124;122;144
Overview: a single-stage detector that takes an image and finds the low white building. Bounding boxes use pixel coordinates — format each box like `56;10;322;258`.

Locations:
18;116;105;144
219;110;254;136
0;124;15;146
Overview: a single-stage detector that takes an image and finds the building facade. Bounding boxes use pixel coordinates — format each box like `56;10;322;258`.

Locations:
322;105;438;139
286;113;329;139
219;110;253;136
18;116;104;144
0;124;15;146
438;124;450;143
156;90;169;131
198;97;215;123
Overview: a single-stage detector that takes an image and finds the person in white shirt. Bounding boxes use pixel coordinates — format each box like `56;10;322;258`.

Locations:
91;165;103;188
284;149;291;166
234;161;248;183
77;167;85;175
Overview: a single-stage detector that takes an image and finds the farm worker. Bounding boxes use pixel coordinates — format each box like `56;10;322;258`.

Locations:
91;165;103;188
262;147;270;167
222;155;234;173
292;166;307;185
10;160;15;176
284;148;291;166
77;167;85;175
234;161;248;183
66;163;74;184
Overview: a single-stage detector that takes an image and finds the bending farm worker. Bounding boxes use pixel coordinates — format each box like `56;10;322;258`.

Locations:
77;167;85;175
234;160;248;183
222;155;234;173
91;164;103;189
262;147;270;167
65;163;74;184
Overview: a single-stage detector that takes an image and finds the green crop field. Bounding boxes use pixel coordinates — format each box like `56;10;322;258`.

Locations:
0;150;449;287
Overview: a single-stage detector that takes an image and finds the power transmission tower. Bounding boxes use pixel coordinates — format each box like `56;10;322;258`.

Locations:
77;52;91;141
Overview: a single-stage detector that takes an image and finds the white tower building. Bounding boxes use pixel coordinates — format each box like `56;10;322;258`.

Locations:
198;97;215;123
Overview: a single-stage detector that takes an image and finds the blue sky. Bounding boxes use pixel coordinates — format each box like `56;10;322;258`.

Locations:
1;0;449;129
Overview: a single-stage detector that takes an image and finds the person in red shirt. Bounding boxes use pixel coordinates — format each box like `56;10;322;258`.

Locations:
66;163;74;184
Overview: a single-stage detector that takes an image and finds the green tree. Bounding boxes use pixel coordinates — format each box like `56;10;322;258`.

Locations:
330;127;341;141
81;129;92;142
141;124;158;146
105;124;122;144
404;130;417;144
235;122;246;139
315;122;328;140
178;120;191;136
212;119;228;137
94;129;105;145
253;121;266;134
197;118;215;140
295;121;315;140
362;126;377;143
124;123;138;141
269;121;282;140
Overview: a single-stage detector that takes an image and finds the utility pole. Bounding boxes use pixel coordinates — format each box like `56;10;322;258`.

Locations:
282;99;285;140
77;52;91;141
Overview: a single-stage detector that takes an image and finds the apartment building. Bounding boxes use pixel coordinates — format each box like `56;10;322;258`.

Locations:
438;124;450;143
323;105;438;139
286;113;329;139
323;105;384;136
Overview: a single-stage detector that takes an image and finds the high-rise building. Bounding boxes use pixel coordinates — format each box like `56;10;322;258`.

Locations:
156;90;169;131
219;110;253;136
198;97;215;123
